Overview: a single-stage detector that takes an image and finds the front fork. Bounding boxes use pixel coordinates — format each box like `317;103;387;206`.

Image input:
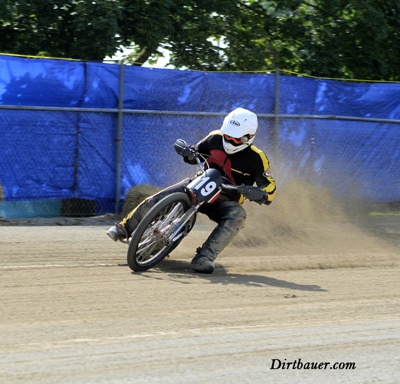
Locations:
165;203;202;243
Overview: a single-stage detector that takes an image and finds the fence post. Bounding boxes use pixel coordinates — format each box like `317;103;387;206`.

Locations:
273;68;280;172
115;61;124;214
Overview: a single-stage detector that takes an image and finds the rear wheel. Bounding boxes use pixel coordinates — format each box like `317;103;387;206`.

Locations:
127;192;195;272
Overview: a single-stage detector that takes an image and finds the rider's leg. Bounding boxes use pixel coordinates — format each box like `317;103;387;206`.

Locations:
107;178;191;242
190;201;247;273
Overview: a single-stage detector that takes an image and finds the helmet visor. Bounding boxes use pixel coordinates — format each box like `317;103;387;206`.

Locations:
223;134;254;146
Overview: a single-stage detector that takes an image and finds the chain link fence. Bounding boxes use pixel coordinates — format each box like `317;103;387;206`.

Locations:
1;66;399;218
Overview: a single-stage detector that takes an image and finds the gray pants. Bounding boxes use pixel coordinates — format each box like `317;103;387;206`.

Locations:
197;201;247;261
122;180;247;260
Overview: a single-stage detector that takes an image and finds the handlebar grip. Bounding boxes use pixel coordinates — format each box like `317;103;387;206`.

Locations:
174;139;189;156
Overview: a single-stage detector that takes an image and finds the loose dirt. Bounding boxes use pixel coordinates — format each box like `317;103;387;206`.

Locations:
1;180;399;383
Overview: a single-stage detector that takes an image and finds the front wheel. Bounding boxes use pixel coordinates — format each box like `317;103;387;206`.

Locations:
127;192;195;272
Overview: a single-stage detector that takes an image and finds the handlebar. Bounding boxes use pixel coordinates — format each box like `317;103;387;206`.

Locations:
191;147;237;191
175;138;238;191
174;138;267;204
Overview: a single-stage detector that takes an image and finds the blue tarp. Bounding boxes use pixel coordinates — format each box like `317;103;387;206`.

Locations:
0;54;399;212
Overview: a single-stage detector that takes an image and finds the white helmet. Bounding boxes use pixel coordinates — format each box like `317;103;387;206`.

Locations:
220;108;258;154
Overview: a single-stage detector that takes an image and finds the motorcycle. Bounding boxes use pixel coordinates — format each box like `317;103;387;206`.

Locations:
126;139;266;272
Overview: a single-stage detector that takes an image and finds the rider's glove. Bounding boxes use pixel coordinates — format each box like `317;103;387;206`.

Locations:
237;184;267;205
174;139;195;160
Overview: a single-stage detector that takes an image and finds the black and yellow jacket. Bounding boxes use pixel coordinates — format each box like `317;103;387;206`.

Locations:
186;130;277;205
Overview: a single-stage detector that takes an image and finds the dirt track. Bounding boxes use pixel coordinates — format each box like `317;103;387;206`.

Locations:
1;181;399;383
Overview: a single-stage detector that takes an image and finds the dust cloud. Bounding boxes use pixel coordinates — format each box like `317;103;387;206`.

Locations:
190;178;399;272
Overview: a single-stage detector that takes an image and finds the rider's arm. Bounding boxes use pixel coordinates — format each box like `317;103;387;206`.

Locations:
258;172;277;205
252;148;277;205
183;132;215;164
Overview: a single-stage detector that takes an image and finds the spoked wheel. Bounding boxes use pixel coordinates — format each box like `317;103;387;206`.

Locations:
127;192;196;272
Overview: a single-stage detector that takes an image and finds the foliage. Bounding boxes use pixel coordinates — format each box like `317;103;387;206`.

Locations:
1;0;400;80
0;0;122;60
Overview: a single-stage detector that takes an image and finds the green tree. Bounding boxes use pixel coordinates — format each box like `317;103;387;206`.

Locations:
270;0;400;80
0;0;122;60
1;0;400;80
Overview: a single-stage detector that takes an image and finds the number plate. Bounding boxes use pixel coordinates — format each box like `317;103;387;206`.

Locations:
186;169;222;203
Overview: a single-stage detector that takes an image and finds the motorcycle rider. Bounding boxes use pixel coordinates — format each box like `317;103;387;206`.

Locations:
107;108;277;273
